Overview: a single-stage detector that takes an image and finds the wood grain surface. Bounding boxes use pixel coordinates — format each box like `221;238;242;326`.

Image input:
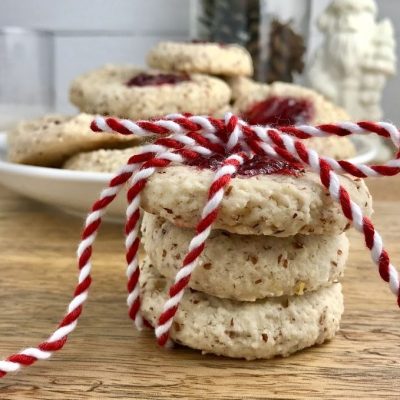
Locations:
0;178;399;400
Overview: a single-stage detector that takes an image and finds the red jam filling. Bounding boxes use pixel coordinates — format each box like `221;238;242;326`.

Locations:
187;154;304;177
243;96;314;126
126;73;189;87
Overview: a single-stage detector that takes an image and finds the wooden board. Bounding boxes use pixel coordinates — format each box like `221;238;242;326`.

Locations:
0;178;399;399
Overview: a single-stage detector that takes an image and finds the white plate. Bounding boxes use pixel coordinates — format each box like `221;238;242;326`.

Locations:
0;132;379;221
0;133;124;221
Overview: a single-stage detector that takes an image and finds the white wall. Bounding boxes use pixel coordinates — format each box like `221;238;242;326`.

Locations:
375;0;400;124
0;0;191;112
0;0;399;122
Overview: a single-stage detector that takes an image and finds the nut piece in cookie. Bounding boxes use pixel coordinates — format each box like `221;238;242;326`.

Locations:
233;81;356;159
7;113;139;167
147;41;253;77
70;65;231;120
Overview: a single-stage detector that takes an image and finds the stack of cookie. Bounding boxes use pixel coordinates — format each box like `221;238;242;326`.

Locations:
138;156;373;359
146;41;355;158
7;41;356;170
68;42;256;120
61;42;251;171
64;41;355;172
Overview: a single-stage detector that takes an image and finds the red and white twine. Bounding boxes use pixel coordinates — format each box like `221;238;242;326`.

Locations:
1;113;400;377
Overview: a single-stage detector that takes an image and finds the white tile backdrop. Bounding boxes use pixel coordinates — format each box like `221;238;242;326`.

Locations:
0;0;399;121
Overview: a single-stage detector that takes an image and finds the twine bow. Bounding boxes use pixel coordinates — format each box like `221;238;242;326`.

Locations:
1;113;400;376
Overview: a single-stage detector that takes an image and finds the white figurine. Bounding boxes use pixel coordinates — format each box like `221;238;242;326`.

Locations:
308;0;396;120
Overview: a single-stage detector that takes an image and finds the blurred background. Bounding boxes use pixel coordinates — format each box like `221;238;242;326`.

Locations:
0;0;398;122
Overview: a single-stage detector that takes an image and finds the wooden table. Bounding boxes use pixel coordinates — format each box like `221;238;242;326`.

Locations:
0;178;399;400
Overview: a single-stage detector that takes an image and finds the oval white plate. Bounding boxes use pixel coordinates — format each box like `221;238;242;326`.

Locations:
0;133;124;221
0;132;378;220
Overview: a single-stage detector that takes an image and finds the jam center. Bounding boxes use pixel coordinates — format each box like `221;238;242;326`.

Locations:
187;154;304;177
243;96;314;126
126;73;189;87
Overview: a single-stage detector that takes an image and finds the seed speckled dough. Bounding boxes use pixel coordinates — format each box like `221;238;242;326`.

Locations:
147;41;253;77
140;165;373;236
140;257;344;360
7;113;139;167
70;65;231;120
141;212;349;300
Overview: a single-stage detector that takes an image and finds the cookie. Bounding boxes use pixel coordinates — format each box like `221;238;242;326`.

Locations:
212;104;232;118
141;212;348;300
140;257;344;360
233;81;356;159
225;76;257;100
63;147;141;173
7;113;138;167
140;155;373;236
306;135;356;160
147;41;253;77
70;65;231;120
